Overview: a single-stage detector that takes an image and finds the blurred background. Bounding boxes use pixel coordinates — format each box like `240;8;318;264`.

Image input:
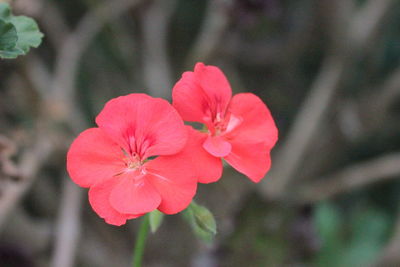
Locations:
1;0;400;266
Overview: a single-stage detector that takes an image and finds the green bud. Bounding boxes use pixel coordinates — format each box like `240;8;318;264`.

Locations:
182;201;217;242
149;209;164;233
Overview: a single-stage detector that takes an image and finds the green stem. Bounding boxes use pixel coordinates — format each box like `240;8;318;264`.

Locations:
132;215;150;267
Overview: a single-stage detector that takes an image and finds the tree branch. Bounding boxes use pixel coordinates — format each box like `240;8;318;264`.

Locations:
49;0;143;127
185;0;231;67
0;131;53;228
50;178;84;267
261;0;395;199
295;153;400;204
140;0;176;99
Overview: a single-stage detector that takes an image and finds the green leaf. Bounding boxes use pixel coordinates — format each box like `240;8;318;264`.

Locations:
313;202;343;267
341;208;390;267
0;3;11;19
315;202;341;242
149;209;164;233
0;47;23;58
182;201;217;243
0;3;43;59
0;19;17;50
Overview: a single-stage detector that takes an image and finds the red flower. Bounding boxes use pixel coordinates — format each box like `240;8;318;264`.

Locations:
67;94;197;226
172;63;278;183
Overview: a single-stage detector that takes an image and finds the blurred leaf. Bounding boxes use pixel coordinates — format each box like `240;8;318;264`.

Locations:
314;202;391;267
0;3;43;59
314;202;343;267
0;19;17;49
341;208;390;266
149;209;164;233
182;201;217;243
315;202;341;242
351;209;389;244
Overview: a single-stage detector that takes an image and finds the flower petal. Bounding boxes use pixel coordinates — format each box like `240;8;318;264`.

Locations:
145;153;198;214
172;63;232;126
89;178;141;226
172;72;207;123
109;173;161;215
184;127;223;183
95;94;149;153
95;94;187;158
224;141;272;183
66;128;125;188
135;97;187;158
203;135;232;157
194;62;232;116
226;93;278;149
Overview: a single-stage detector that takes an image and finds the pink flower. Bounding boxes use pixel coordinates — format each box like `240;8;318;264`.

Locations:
172;63;278;183
67;94;197;226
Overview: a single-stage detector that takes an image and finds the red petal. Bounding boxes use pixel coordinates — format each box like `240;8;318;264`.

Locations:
89;178;141;226
95;94;187;158
109;173;161;215
194;63;232;116
172;72;208;123
203;135;231;157
95;94;149;153
66;128;125;188
153;126;222;184
145;154;198;214
224;141;272;183
172;63;232;126
226;93;278;149
185;128;222;183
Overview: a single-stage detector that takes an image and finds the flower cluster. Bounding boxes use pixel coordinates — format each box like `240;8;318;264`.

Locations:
67;63;278;225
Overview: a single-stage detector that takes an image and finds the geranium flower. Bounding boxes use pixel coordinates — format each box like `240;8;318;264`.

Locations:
67;94;197;226
172;63;278;183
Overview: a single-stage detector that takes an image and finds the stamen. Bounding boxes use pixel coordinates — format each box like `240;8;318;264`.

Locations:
211;113;242;136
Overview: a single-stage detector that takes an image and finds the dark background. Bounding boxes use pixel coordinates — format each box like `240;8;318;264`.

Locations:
1;0;400;266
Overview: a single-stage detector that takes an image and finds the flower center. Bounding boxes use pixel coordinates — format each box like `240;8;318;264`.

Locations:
123;151;143;171
127;160;141;169
211;113;242;136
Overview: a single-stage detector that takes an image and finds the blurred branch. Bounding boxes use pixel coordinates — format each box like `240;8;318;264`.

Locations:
263;53;346;198
25;55;85;267
141;0;176;98
262;0;395;199
368;66;400;126
0;131;52;228
51;178;84;267
185;0;231;67
349;0;393;50
295;153;400;204
49;0;142;127
23;52;84;267
337;65;400;141
38;0;70;48
23;55;52;98
46;1;144;266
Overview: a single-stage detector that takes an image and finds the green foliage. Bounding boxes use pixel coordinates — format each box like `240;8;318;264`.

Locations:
314;203;343;267
182;201;217;243
0;19;17;49
0;3;43;59
149;209;164;233
314;202;390;267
